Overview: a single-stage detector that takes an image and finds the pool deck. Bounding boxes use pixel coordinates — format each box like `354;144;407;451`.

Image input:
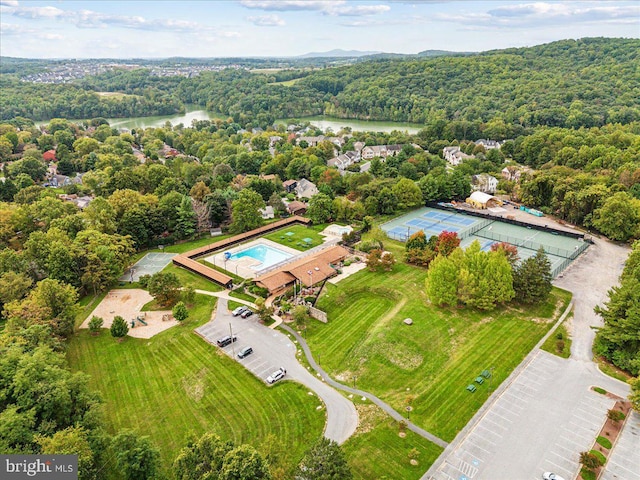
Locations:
204;238;301;279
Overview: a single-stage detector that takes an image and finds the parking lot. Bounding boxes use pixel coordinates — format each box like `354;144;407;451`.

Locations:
601;411;640;480
195;297;358;444
196;303;296;384
427;351;618;480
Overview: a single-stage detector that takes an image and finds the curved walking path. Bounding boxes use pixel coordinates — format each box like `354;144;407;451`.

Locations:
281;324;449;449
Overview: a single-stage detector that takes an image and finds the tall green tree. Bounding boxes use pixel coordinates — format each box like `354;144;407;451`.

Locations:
230;189;265;234
219;444;271;480
175;195;198;240
173;432;234;480
425;251;461;307
513;247;553;304
110;315;129;340
112;430;161;480
296;437;353;480
306;193;333;224
592;192;640;242
147;271;181;307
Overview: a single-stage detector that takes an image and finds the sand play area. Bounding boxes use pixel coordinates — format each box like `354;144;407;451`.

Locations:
81;289;178;339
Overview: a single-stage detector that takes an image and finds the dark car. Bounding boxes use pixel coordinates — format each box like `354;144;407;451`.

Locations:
237;346;253;359
240;309;253;318
216;335;237;347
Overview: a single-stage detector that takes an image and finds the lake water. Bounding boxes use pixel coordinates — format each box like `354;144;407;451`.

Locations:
37;108;423;134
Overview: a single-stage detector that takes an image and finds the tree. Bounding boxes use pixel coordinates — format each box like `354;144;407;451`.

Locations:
392;178;423;209
306;193;333;224
219;444;271;480
37;426;95;480
173;432;234;480
27;278;78;338
425;253;461;307
147;271;181;307
230;189;265;234
490;242;519;266
182;286;196;306
254;298;274;324
579;451;602;470
406;230;428;251
267;192;286;217
380;252;396;271
189;181;211;202
88;316;104;335
607;408;626;423
513;247;553;304
206;190;230;227
592;192;640;241
296;437;352;480
172;302;189;323
435;231;460;257
110;315;129;340
175;195;198;240
366;249;382;272
112;430;161;480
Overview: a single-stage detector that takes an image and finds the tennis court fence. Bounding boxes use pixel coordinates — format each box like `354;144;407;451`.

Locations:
472;230;589;260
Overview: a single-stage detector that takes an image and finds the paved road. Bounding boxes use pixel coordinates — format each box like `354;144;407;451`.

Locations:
195;297;358;444
424;236;633;480
600;410;640;480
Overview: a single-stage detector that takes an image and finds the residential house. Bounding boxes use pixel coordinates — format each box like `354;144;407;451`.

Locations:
443;146;474;166
283;179;297;193
287;201;307;216
353;141;365;153
471;173;498;194
475;139;502;150
297;136;324;147
295;178;318;199
328;151;359;170
501;165;533;182
43;149;57;162
269;136;283;147
259;205;275;219
361;144;403;160
58;194;93;209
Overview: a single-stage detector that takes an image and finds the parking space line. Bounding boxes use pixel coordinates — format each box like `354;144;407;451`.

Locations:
605;461;640;478
480;416;509;431
475;425;503;442
464;438;494;454
545;459;572;477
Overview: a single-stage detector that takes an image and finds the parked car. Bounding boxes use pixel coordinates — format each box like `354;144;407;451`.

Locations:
216;335;237;347
232;306;248;316
266;367;286;384
240;309;253;318
237;346;253;359
543;473;566;480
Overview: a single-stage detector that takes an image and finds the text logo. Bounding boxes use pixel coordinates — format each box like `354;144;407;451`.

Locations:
1;455;78;480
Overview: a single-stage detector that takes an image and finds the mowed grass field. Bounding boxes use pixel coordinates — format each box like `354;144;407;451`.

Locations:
342;403;443;479
309;262;571;442
263;224;325;251
67;294;324;475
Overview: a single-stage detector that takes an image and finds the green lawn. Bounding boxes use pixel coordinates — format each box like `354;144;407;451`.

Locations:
342;403;443;480
263;224;325;251
541;313;572;358
162;264;224;292
308;262;571;442
67;294;324;476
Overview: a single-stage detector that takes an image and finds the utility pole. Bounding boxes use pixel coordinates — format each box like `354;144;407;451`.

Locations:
229;322;235;357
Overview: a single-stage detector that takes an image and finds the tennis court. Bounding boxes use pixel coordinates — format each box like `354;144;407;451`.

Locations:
382;207;589;277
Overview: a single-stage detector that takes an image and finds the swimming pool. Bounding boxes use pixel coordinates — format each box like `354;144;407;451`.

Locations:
229;243;294;270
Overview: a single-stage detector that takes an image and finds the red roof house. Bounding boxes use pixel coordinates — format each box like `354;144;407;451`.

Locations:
43;150;57;162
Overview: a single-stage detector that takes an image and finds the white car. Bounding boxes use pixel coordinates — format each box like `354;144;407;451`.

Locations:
543;473;566;480
232;305;248;316
266;367;286;384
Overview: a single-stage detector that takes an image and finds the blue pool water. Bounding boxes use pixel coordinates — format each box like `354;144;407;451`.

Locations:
229;244;293;270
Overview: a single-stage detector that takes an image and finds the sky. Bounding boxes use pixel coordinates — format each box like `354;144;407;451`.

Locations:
1;0;639;58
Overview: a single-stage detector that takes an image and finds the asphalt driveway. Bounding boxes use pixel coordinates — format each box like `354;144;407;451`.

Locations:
196;297;358;444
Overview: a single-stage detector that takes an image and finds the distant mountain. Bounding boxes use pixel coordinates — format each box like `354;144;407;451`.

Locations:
297;49;383;59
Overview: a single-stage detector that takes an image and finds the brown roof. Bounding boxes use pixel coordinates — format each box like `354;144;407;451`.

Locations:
255;245;349;290
172;255;233;287
287;201;307;213
283;179;297;188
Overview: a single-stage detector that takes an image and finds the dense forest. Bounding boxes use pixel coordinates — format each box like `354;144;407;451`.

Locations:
2;38;638;128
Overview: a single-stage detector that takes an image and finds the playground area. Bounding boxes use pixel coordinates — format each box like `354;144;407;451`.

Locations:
119;253;177;282
81;289;178;339
382;207;589;277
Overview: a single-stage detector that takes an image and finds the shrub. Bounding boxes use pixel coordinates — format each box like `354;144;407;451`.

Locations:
88;316;104;335
358;240;382;253
110;315;129;340
607;409;626;423
590;449;606;466
593;387;607;395
556;332;564;340
596;436;612;449
556;340;565;353
138;274;151;288
579;451;602;470
581;468;596;480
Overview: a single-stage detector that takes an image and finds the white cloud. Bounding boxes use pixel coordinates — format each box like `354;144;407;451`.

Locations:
434;2;640;28
240;0;390;16
247;14;286;26
0;0;19;6
0;22;30;35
